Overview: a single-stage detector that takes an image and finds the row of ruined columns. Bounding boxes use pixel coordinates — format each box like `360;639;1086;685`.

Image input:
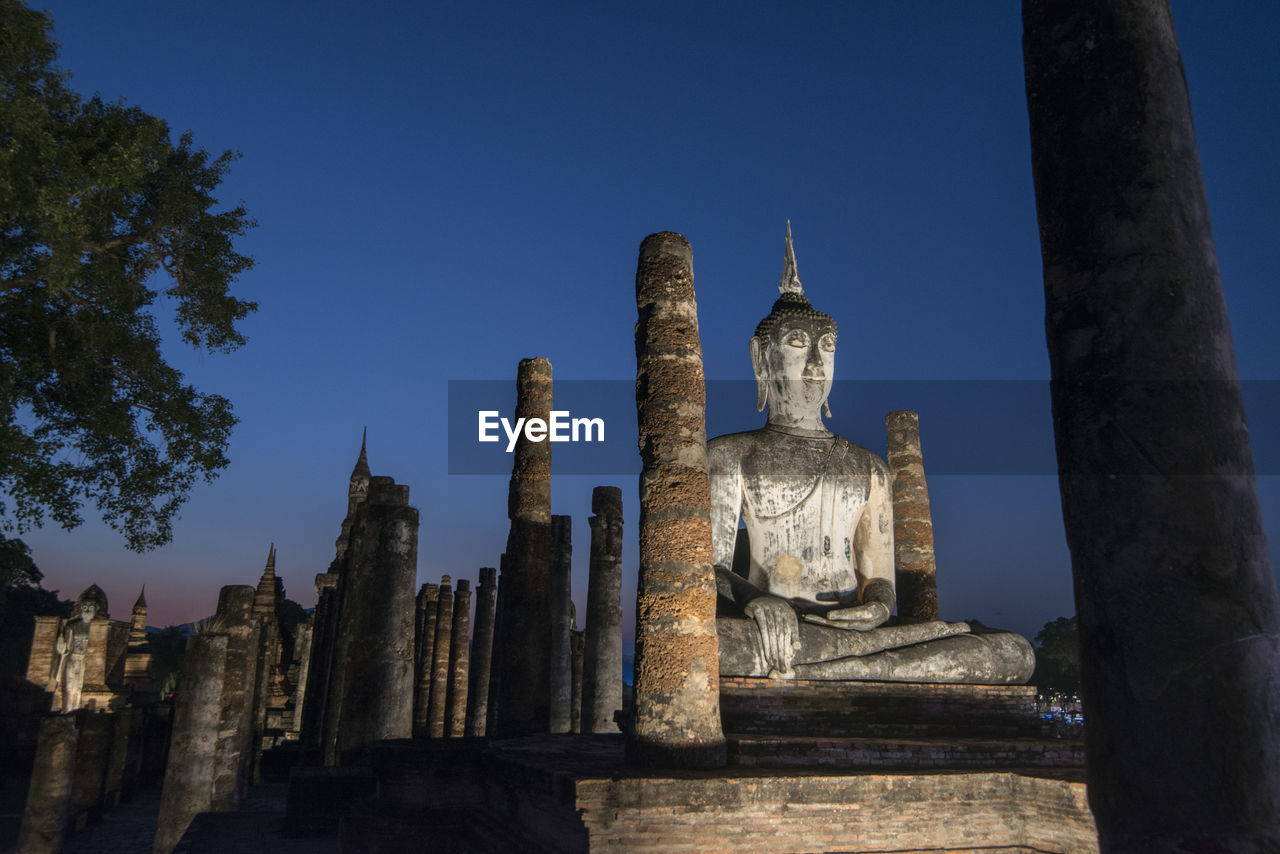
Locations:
468;358;626;739
410;484;626;739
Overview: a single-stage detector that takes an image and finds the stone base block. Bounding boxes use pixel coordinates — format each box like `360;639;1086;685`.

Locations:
364;734;1096;853
721;676;1045;738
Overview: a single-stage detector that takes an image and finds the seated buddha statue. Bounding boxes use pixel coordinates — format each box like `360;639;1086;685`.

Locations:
710;226;1034;683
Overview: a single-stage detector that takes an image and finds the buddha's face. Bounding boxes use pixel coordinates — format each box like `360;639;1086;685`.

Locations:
761;316;836;419
78;601;97;622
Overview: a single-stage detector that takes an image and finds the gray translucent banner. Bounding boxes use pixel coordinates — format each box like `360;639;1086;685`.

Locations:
447;380;1279;476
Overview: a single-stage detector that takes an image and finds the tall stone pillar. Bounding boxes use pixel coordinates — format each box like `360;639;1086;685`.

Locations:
628;232;726;767
582;486;624;733
69;711;113;824
16;713;79;854
210;585;261;812
154;633;228;854
427;577;454;739
1023;2;1280;849
290;621;313;737
412;582;439;738
446;580;472;738
466;567;497;736
485;554;509;733
492;357;554;736
299;571;338;757
570;627;584;734
549;515;574;733
885;410;939;621
331;478;418;761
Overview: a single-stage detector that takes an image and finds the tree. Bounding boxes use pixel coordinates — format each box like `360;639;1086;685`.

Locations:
0;535;70;677
1031;615;1080;697
0;0;256;550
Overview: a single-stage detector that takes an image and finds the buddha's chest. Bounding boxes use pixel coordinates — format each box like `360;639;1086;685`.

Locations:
738;438;872;598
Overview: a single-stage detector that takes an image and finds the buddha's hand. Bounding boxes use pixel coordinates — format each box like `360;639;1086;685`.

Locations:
821;600;890;631
744;595;800;678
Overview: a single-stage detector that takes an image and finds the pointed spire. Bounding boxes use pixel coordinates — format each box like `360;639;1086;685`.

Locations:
264;543;276;576
351;427;371;480
779;220;804;296
133;585;147;611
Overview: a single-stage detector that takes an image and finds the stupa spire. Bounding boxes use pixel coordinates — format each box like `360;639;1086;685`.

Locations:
779;220;804;296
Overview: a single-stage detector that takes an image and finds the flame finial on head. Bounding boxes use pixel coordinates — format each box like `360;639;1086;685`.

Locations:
779;220;803;296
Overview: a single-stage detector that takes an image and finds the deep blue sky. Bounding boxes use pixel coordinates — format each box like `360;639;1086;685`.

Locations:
20;1;1280;644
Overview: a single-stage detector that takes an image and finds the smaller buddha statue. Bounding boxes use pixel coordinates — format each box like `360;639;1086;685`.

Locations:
53;585;108;712
710;226;1034;683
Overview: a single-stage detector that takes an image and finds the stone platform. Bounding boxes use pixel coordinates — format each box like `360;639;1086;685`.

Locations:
326;733;1095;853
720;676;1047;738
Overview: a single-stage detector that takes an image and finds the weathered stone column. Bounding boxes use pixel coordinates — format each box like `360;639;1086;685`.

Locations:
492;357;554;736
103;707;137;807
1023;2;1280;849
466;567;497;736
332;478;418;760
885;410;939;621
485;554;509;733
549;515;574;733
290;620;313;737
582;486;624;733
299;571;338;758
570;627;584;734
628;232;726;767
446;580;471;738
154;633;228;854
210;585;261;812
412;582;439;738
427;576;454;739
69;710;113;825
16;713;80;854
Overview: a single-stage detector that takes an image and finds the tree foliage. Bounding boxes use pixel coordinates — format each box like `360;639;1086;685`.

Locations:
1031;615;1081;696
0;0;256;550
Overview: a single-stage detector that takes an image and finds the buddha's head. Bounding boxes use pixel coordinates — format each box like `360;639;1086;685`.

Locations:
73;584;108;622
750;224;837;427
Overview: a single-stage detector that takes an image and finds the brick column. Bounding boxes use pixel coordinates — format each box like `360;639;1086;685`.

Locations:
582;486;624;733
329;478;418;761
492;357;554;736
549;515;574;733
446;580;471;737
16;714;79;854
628;231;725;767
154;633;228;854
412;582;439;738
210;585;260;812
465;567;497;736
427;577;454;739
886;410;939;621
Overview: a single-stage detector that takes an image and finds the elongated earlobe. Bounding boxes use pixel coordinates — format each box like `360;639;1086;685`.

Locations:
822;399;833;418
749;337;768;412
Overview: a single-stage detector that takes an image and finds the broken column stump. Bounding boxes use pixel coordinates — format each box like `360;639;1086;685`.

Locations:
886;410;939;621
